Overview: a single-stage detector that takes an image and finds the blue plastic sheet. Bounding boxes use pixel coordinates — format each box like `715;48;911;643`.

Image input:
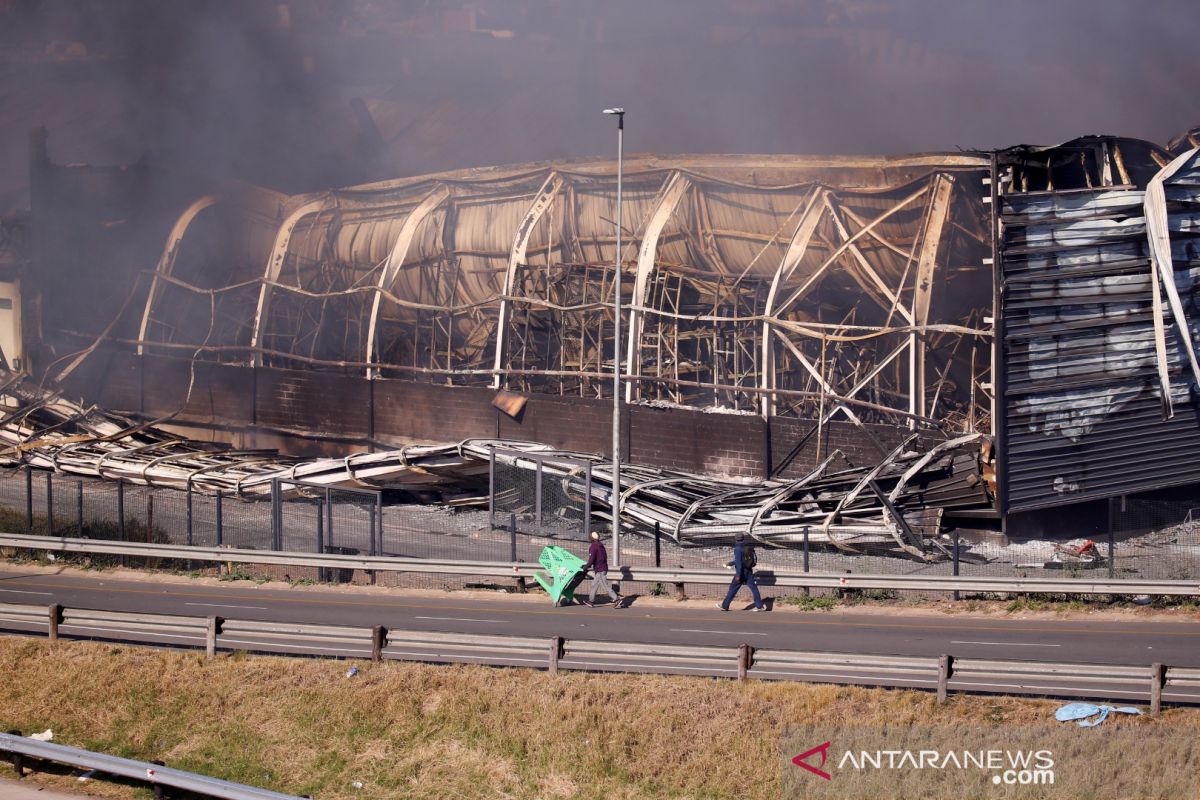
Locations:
1055;702;1142;727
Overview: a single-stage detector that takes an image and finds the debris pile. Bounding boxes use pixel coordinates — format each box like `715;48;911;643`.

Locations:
0;369;994;559
466;434;994;559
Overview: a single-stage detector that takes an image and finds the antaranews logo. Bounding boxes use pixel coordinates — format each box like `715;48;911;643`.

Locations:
790;742;1054;785
784;724;1199;800
791;741;832;781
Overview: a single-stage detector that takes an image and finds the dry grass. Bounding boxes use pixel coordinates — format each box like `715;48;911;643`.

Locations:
1;636;1198;799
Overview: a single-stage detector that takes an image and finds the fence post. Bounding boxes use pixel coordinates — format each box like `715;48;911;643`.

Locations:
24;466;32;534
48;603;61;642
1150;663;1165;714
952;529;961;602
549;635;562;675
534;457;544;535
316;499;325;582
215;490;223;547
654;521;661;568
488;447;496;529
205;616;221;659
46;470;53;537
375;492;383;556
76;481;84;538
509;513;518;562
937;654;953;703
186;483;193;547
802;526;811;597
371;625;386;662
116;480;126;567
116;480;125;540
368;501;377;586
583;463;592;541
325;487;333;551
737;643;752;682
270;478;281;551
1107;528;1115;580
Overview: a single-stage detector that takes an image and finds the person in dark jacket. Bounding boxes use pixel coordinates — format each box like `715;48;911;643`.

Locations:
718;533;765;611
580;531;622;608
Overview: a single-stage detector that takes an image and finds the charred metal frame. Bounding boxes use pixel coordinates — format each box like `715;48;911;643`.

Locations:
127;155;994;441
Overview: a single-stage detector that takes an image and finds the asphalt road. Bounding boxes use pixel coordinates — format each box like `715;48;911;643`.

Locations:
1;566;1198;669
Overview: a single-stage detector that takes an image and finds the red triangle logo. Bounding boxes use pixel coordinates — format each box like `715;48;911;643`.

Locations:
792;741;832;780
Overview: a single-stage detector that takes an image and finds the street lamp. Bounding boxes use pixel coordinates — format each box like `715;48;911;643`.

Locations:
603;106;624;566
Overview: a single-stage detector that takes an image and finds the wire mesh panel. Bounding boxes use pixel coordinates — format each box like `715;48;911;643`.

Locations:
0;463;1198;589
490;449;592;543
217;493;272;550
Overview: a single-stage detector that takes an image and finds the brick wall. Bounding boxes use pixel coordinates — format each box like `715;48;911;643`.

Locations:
60;355;934;482
628;405;765;479
374;379;496;443
254;367;370;439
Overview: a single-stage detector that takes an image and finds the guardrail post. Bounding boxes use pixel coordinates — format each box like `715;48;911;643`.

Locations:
76;481;84;537
952;529;961;601
215;491;223;547
549;635;562;675
1150;663;1165;714
206;616;222;659
25;467;32;534
6;729;23;777
654;521;661;567
151;760;167;800
674;574;687;601
371;625;386;662
48;603;61;642
737;644;752;681
937;654;953;703
46;470;53;537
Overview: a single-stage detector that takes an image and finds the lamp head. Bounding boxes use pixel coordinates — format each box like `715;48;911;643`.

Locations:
602;107;624;115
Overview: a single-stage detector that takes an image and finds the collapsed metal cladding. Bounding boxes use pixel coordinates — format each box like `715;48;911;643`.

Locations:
14;126;1200;555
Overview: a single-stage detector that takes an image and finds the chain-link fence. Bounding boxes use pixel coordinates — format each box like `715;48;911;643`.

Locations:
2;462;1199;596
489;448;593;542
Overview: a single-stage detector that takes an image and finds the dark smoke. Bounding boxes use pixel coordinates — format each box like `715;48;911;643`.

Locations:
2;0;1198;211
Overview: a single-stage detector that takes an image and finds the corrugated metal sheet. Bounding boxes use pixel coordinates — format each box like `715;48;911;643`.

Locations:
999;150;1200;512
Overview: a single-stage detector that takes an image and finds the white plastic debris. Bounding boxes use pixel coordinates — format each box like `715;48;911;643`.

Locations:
29;729;52;741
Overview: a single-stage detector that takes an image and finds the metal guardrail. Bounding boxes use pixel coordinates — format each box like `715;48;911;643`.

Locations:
0;732;301;800
0;602;1195;709
2;532;1198;596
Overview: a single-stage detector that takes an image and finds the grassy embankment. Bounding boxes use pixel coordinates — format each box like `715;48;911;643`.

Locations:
3;637;1199;800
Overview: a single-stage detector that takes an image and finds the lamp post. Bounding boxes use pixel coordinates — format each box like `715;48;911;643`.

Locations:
603;106;624;566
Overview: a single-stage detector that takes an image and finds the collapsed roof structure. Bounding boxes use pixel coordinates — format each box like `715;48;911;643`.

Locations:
14;125;1200;543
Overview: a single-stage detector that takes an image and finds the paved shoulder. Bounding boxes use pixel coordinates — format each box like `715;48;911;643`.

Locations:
0;778;98;799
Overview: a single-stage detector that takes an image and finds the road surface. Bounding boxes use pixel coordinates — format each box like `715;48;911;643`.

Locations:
1;566;1197;668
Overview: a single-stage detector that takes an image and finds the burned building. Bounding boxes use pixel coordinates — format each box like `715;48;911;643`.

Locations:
16;126;1200;538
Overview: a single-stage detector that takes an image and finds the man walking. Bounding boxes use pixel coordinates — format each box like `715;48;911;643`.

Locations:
580;531;622;608
718;532;766;612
